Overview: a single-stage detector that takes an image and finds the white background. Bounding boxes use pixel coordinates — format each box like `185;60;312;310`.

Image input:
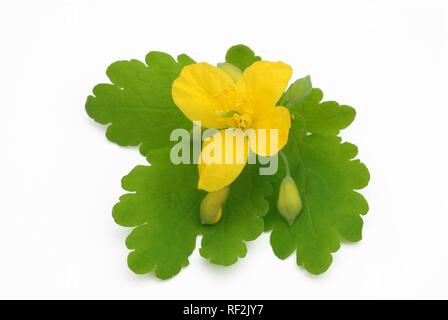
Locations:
1;0;447;299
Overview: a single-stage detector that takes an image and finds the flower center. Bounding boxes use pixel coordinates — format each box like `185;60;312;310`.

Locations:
214;86;255;129
233;113;252;129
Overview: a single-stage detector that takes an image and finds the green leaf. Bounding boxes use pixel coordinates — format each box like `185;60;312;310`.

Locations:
200;165;273;266
85;52;195;156
113;149;275;278
265;107;370;275
113;148;203;279
290;88;356;135
279;75;313;107
225;44;261;71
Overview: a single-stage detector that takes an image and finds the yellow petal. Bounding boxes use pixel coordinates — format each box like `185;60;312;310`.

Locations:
198;129;248;192
248;106;291;157
172;62;235;128
236;61;292;120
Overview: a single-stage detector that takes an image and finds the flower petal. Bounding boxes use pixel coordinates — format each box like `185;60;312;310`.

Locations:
236;61;292;120
248;106;291;157
172;63;235;128
198;129;248;192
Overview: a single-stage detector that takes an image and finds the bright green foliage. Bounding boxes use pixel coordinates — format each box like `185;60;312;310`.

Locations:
264;91;369;274
87;45;370;279
225;44;261;71
85;52;195;155
289;88;356;135
113;148;202;279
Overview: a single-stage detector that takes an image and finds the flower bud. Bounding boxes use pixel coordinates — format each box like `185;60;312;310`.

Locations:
218;63;243;82
277;176;302;225
200;186;229;225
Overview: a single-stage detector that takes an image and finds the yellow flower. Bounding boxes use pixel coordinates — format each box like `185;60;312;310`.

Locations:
172;60;293;192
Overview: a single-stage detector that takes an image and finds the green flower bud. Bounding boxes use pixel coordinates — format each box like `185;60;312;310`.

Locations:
277;176;302;225
200;186;229;225
217;63;243;82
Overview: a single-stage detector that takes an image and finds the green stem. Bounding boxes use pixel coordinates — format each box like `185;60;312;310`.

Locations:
279;151;291;177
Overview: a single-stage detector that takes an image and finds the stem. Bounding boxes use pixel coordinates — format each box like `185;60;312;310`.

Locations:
279;151;291;177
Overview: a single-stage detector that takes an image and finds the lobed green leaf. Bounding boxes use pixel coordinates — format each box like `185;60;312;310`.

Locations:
265;113;369;274
113;149;203;279
225;44;261;71
289;88;356;135
86;52;195;156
